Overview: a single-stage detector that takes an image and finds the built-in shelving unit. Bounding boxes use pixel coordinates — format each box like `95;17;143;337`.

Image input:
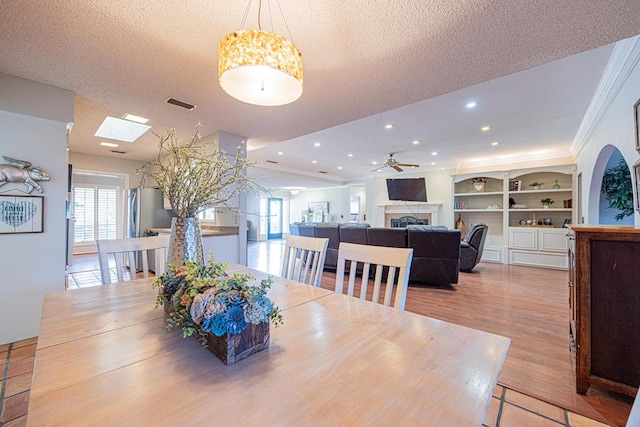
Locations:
453;172;506;264
452;165;576;268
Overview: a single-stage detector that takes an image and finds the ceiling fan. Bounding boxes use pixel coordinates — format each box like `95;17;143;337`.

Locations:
371;153;420;172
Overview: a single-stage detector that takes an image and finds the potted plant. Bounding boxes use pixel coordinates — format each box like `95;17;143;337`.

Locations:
137;124;266;266
529;181;543;190
541;198;554;209
155;259;283;364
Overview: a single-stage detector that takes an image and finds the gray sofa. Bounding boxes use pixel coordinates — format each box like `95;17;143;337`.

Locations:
290;223;461;285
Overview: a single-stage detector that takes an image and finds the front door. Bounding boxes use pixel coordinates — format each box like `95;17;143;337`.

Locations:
267;197;283;239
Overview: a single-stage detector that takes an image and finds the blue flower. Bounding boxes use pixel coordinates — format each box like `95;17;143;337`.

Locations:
225;304;248;335
255;295;273;314
203;313;227;337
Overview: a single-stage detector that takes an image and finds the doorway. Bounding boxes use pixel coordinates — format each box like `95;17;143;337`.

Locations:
267;197;283;239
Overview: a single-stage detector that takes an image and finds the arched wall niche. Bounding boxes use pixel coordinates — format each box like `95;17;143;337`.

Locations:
589;144;634;224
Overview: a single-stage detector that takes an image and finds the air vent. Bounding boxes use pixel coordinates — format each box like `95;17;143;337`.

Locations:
111;150;127;154
266;160;279;164
318;171;328;174
166;98;197;110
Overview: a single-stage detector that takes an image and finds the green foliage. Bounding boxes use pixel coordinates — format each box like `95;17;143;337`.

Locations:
540;198;554;205
529;181;543;187
601;157;633;221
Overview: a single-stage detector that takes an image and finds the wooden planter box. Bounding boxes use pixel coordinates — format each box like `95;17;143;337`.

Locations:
206;321;270;365
164;303;270;365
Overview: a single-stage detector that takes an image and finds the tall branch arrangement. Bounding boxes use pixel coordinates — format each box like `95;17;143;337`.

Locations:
137;124;266;218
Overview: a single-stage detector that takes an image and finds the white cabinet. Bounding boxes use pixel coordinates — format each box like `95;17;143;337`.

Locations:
508;227;569;269
452;165;575;269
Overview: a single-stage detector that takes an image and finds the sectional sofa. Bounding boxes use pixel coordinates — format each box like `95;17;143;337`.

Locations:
289;222;462;286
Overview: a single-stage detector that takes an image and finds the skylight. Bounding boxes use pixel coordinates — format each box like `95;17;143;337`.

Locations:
94;116;151;142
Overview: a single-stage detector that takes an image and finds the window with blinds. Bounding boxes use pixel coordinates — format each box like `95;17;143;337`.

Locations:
74;185;118;243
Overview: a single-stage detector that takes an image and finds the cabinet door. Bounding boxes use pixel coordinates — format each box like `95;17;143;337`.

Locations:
567;231;576;343
539;229;568;252
509;228;537;250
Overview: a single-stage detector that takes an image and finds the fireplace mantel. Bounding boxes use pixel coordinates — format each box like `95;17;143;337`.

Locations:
376;202;442;226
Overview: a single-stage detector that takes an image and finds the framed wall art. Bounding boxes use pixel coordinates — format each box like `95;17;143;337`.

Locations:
308;201;329;223
635;98;640;153
634;160;640;213
0;195;44;234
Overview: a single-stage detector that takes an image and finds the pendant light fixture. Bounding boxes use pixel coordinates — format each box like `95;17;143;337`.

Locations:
218;0;303;106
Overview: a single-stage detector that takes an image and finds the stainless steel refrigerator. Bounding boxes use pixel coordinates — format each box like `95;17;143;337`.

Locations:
127;188;174;271
128;188;174;238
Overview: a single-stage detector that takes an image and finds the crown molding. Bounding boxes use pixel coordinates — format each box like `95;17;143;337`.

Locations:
571;35;640;158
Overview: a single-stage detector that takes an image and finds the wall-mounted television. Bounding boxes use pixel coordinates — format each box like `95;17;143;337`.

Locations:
386;178;427;202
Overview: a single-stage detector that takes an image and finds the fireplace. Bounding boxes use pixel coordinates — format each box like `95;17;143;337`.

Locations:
376;202;442;227
390;216;428;228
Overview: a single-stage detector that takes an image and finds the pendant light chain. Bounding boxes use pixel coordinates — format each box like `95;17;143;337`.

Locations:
239;0;253;30
275;0;295;44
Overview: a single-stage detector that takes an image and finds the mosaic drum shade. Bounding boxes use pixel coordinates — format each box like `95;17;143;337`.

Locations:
218;29;303;106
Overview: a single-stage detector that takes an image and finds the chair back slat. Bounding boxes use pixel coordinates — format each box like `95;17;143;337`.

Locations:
97;234;170;285
281;235;329;287
335;242;414;310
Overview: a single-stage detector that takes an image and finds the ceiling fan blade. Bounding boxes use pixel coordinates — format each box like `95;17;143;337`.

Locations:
397;163;420;168
392;165;403;172
371;165;386;172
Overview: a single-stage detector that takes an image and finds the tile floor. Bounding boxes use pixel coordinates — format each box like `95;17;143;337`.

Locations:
0;242;614;426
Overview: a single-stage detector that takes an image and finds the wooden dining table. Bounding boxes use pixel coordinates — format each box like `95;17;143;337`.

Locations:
27;265;510;426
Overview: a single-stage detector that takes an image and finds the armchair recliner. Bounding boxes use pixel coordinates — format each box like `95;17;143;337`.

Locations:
459;223;488;272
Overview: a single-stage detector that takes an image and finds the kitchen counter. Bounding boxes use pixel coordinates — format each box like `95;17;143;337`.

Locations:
147;225;239;237
147;225;240;264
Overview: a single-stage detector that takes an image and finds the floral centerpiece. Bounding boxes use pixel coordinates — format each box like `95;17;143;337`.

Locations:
154;259;283;364
137;124;266;265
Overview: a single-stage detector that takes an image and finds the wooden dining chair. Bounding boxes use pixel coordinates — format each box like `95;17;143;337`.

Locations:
97;234;170;284
281;235;329;287
335;242;414;310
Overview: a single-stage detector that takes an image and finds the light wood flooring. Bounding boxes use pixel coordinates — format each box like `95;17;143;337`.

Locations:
0;240;632;426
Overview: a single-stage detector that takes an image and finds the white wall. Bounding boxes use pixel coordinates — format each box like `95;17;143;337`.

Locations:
575;50;640;225
68;152;144;188
290;186;350;224
0;74;73;344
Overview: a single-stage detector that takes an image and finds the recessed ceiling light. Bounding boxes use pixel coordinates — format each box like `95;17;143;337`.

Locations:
338;166;343;170
314;142;321;147
491;141;499;146
347;153;353;157
372;161;378;165
431;162;436;166
481;126;491;132
431;151;438;156
94;116;151;143
100;142;119;148
412;140;420;145
385;124;393;129
122;113;149;124
312;160;317;164
466;101;477;109
277;151;283;155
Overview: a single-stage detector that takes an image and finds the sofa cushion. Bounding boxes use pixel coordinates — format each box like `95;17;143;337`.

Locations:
367;227;407;248
406;225;448;231
339;223;370;244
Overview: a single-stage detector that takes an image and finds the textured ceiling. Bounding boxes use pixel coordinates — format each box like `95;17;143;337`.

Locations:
1;1;640;188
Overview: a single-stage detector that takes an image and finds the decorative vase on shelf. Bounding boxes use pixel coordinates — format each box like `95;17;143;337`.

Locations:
553;179;561;189
167;217;204;266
